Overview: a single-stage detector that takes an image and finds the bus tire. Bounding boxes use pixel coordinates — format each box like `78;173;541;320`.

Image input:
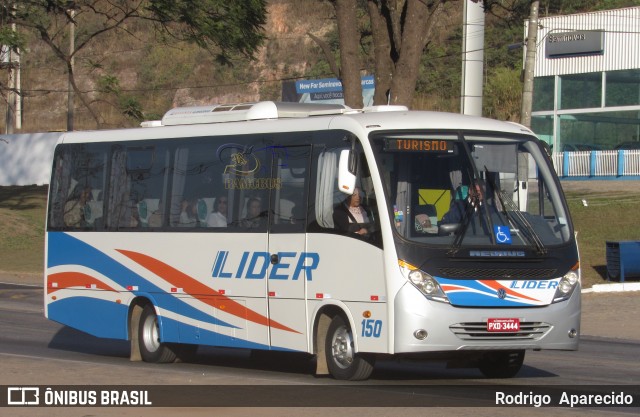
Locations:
138;304;177;363
325;315;375;380
478;350;525;378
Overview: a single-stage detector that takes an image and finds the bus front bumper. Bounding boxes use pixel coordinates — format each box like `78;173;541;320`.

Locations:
393;283;581;354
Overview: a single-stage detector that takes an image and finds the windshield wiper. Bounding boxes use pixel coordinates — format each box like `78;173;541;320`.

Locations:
484;167;547;255
498;191;547;255
448;190;475;255
447;137;496;256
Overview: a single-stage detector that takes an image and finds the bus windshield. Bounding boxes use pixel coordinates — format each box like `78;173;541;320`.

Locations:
371;132;572;250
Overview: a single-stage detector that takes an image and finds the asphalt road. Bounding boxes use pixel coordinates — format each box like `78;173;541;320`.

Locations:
0;284;638;417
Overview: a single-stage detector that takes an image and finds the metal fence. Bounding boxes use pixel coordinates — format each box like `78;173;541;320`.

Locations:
552;150;640;178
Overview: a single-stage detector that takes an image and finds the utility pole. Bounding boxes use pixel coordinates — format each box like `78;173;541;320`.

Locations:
13;21;20;131
3;5;21;134
67;9;75;131
4;46;15;134
460;0;485;116
520;0;540;128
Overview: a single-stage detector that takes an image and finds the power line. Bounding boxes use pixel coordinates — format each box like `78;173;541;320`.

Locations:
11;25;640;95
16;73;334;95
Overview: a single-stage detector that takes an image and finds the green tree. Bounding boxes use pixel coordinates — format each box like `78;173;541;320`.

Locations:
333;0;363;108
1;0;266;129
367;0;453;106
96;74;144;122
326;0;640;110
146;0;267;65
484;67;521;121
320;0;455;107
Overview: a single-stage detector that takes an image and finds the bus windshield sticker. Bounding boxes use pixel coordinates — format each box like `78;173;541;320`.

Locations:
494;226;512;244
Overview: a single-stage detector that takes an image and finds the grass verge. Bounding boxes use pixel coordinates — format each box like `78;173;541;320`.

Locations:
0;185;47;275
564;185;640;288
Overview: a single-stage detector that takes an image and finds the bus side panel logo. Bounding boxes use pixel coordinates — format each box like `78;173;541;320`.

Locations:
217;144;261;176
212;251;320;281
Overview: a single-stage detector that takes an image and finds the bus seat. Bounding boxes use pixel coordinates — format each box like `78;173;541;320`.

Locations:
197;198;215;223
91;188;102;201
413;204;438;235
138;198;160;227
454;185;469;200
276;198;294;224
84;201;103;225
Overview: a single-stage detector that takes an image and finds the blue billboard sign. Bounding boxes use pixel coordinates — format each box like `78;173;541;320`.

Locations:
289;76;375;106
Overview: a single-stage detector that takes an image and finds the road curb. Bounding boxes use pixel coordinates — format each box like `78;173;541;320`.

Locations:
582;282;640;293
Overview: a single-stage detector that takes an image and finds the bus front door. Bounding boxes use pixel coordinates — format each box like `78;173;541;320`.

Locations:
266;145;310;352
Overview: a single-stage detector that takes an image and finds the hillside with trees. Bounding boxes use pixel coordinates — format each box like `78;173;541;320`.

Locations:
1;0;637;133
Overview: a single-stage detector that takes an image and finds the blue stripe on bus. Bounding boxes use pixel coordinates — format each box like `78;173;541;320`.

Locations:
444;292;536;307
47;232;239;329
160;316;270;349
48;297;278;350
437;277;547;307
48;296;129;340
161;316;301;352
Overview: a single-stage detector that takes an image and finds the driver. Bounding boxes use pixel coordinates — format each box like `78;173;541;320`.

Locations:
333;187;371;237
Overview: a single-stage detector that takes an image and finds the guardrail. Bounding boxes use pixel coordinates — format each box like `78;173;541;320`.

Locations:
551;150;640;179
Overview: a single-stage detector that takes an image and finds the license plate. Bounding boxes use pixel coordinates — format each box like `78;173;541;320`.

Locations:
487;318;520;332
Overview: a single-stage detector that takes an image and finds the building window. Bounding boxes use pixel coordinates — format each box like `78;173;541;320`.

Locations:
559;72;602;110
533;76;555;111
558;110;640;151
606;69;640;107
531;115;554;148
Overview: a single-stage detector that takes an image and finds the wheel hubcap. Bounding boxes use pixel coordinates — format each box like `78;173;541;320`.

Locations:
330;325;354;369
142;314;161;353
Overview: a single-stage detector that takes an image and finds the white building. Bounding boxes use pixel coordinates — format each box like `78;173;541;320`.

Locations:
0;132;61;185
529;7;640;153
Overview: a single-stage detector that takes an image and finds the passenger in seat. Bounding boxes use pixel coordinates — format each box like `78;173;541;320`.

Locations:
148;200;163;227
240;197;265;228
63;186;92;227
179;199;198;227
206;196;228;227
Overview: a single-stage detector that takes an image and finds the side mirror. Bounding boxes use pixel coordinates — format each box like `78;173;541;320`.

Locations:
338;149;356;195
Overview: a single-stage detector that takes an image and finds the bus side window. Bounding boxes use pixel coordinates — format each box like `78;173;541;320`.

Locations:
311;142;381;247
270;145;310;233
48;144;108;231
135;147;169;229
168;143;220;229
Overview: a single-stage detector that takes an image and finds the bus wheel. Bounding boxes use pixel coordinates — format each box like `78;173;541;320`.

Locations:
138;304;177;363
325;315;375;380
478;350;525;378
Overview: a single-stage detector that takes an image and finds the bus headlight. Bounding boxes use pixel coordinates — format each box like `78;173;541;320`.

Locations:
553;270;580;303
400;260;449;303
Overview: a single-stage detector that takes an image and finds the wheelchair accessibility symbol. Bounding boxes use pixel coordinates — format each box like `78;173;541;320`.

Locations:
494;226;512;244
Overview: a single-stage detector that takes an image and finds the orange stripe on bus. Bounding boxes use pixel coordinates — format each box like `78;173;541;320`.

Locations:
117;249;300;334
47;272;118;294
